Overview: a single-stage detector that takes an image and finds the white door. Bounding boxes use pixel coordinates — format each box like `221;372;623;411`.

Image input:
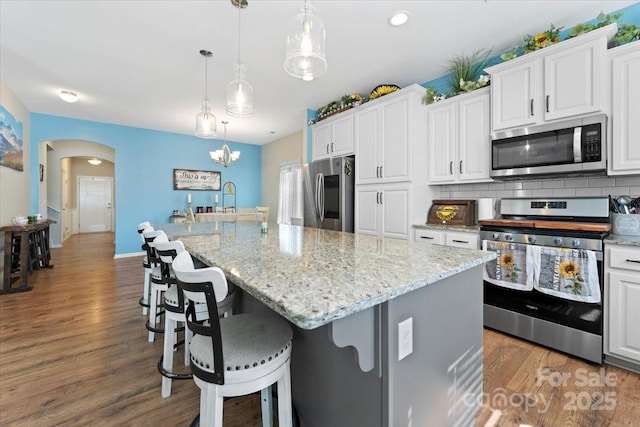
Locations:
79;176;113;233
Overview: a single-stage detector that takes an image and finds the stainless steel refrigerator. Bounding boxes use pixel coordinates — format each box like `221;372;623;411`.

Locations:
302;155;355;232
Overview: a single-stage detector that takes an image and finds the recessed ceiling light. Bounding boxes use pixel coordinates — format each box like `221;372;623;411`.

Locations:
60;90;78;103
388;11;409;27
88;158;102;165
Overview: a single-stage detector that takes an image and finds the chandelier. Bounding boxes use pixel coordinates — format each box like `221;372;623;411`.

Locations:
227;0;254;115
210;121;240;167
195;49;217;138
284;0;327;81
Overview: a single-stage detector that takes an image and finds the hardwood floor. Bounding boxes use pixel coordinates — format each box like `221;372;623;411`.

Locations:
1;232;638;426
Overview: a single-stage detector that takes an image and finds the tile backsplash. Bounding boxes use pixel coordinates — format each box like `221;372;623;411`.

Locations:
435;175;640;200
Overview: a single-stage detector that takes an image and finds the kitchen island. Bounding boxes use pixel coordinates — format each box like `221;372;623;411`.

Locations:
161;221;495;427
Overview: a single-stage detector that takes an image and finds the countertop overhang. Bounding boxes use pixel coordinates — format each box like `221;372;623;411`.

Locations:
161;222;495;329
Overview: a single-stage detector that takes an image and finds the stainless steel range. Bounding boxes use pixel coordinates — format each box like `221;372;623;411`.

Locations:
479;197;610;363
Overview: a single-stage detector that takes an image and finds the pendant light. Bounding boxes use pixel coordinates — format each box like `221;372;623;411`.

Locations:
210;121;241;167
195;49;217;138
227;0;254;116
284;0;327;81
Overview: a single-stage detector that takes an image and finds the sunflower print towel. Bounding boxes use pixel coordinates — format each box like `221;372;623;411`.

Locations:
482;240;534;291
529;246;601;303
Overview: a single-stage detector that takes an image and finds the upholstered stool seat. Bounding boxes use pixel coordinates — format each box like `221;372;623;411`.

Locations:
172;250;293;427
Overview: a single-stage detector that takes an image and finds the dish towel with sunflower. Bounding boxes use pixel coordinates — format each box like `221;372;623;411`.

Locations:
482;240;534;291
528;246;601;303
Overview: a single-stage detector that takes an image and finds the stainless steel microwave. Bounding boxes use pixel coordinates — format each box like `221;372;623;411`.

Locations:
490;113;607;180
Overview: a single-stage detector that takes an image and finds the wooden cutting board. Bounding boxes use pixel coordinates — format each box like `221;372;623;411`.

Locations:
478;219;610;232
533;220;610;232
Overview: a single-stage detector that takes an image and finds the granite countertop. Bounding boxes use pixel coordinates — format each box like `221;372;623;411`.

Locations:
413;223;480;233
161;222;495;330
605;234;640;247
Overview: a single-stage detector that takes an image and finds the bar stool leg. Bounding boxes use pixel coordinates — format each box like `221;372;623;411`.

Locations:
161;314;177;398
261;386;273;427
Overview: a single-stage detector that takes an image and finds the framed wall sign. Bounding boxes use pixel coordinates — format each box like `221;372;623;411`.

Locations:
173;168;221;191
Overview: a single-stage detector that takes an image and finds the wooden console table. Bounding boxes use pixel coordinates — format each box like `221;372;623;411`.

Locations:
1;219;55;294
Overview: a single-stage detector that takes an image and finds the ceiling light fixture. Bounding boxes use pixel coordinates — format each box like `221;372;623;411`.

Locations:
88;157;102;165
227;0;254;116
388;11;410;27
210;121;240;167
195;49;217;138
60;90;78;103
284;0;327;82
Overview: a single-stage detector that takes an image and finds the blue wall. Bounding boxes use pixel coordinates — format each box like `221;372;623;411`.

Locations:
30;114;262;255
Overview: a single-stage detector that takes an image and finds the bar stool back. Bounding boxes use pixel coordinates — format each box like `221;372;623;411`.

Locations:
137;222;152;315
172;251;293;427
143;229;167;342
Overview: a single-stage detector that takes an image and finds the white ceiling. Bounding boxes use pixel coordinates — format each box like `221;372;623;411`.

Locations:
0;1;635;145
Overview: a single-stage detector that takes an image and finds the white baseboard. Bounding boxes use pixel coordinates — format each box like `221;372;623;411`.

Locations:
114;251;145;259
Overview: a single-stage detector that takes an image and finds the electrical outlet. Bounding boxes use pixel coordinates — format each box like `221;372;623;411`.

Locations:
398;317;413;361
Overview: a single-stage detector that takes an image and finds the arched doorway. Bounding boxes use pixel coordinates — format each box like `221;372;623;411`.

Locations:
41;139;115;248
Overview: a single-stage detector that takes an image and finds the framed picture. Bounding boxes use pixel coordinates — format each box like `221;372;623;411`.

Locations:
173;168;221;191
39;164;44;181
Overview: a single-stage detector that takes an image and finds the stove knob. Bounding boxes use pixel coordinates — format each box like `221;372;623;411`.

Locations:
528;236;536;244
505;234;513;242
572;239;581;247
554;238;563;246
492;233;500;240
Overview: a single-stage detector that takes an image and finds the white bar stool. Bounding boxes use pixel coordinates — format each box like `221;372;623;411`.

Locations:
172;250;293;427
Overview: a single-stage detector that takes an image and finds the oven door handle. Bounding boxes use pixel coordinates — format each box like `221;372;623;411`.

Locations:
573;127;582;162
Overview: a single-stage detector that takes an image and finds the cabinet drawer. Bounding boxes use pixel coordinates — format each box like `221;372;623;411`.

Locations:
414;229;444;245
445;231;479;249
608;246;640;272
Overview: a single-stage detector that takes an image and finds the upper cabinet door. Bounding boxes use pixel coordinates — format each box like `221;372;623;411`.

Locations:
330;113;355;157
380;96;410;182
427;101;456;183
490;60;538;131
544;41;601;121
355;107;380;184
312;122;331;161
609;41;640;175
458;91;491;182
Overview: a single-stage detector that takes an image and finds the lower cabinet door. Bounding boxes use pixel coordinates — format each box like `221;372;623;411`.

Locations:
381;187;409;239
608;270;640;362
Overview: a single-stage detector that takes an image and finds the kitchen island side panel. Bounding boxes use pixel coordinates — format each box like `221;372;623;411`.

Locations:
384;265;484;427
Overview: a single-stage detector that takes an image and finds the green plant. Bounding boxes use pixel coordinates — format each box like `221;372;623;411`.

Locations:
446;48;493;94
421;86;448;105
611;22;640;45
567;11;622;38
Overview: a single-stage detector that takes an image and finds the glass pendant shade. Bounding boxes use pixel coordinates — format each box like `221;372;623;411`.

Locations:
284;0;327;81
196;97;217;138
195;50;217;139
227;62;254;116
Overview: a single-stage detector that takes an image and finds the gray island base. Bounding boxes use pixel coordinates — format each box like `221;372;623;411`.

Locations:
162;222;495;427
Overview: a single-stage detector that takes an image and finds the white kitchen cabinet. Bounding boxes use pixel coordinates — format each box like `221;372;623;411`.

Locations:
608;40;640;175
311;112;354;161
414;228;478;249
355;86;425;185
414;228;445;245
445;231;479;249
428;88;491;184
355;185;409;240
605;244;640;366
486;24;616;132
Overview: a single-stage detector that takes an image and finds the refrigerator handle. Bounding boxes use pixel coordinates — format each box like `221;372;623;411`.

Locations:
319;174;325;222
315;173;323;222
